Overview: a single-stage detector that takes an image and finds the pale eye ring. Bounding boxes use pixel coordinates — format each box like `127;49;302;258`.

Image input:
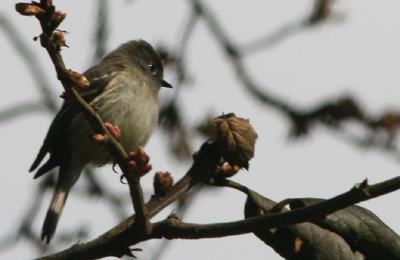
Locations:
149;64;156;73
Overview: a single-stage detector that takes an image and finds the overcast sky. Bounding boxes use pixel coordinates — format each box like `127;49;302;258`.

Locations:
1;1;400;259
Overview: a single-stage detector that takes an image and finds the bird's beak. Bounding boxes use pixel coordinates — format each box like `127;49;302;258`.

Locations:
161;79;173;88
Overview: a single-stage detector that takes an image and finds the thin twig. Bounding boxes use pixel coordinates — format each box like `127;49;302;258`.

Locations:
189;0;400;162
90;0;108;65
0;101;48;122
0;14;58;112
34;141;221;259
17;0;150;228
152;176;400;240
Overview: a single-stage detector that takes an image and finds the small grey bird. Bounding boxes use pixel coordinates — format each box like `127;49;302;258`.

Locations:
30;40;172;244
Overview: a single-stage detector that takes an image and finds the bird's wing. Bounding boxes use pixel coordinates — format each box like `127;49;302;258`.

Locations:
30;63;121;178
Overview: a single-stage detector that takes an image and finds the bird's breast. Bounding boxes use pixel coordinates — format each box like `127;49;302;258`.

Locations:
67;71;159;166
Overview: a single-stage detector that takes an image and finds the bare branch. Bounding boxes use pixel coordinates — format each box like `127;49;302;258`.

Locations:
0;101;48;122
16;0;150;232
152;176;400;240
0;14;58;112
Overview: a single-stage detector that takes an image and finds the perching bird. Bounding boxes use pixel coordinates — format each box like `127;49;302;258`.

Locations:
30;40;172;244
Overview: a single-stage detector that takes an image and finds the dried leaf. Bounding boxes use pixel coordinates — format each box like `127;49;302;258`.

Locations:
289;96;364;139
371;110;400;137
214;113;257;169
15;3;45;16
244;191;363;260
312;96;363;125
291;198;400;259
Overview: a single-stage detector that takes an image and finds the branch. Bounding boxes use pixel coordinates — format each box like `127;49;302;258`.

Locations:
0;13;58;112
241;0;337;54
35;161;400;260
34;141;221;259
90;0;108;65
16;0;149;226
153;176;400;240
189;0;400;162
0;101;48;122
188;0;300;116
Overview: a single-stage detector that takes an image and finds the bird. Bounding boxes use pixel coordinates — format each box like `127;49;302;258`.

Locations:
29;40;172;244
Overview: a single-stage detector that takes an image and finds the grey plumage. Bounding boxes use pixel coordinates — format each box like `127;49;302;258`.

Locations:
30;40;171;244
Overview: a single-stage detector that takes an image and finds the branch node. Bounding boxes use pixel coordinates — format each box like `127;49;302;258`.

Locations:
353;179;372;197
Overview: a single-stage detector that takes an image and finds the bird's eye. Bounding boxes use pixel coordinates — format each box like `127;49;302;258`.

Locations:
149;64;156;73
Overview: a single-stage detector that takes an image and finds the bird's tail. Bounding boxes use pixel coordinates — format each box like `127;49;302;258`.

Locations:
42;186;69;244
41;160;83;244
